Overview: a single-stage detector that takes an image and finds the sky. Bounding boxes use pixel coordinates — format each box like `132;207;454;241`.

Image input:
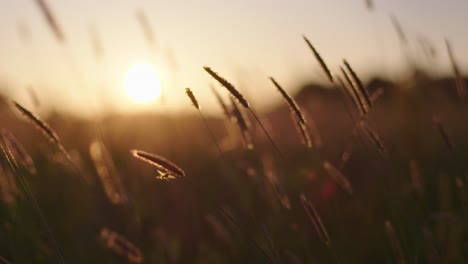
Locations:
0;0;467;117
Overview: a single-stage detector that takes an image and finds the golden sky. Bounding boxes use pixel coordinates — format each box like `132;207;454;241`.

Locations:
0;0;467;116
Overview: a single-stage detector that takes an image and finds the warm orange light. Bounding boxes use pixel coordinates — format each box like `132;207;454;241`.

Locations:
124;63;161;103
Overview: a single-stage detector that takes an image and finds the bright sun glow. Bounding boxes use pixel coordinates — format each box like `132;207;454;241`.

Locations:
125;64;161;103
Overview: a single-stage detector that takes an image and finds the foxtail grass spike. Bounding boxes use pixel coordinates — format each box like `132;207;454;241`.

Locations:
185;88;200;110
186;88;225;154
303;36;334;83
131;150;185;178
270;77;307;125
340;67;365;115
34;0;65;43
204;66;249;108
13;102;77;176
12;101;60;144
343;60;372;112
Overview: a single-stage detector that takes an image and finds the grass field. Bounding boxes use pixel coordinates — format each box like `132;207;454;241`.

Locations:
0;73;467;263
0;1;467;263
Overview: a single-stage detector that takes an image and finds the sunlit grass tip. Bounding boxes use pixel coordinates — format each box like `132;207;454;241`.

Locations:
204;66;249;108
269;77;307;125
131;149;185;178
303;36;334;83
12;101;61;145
185;88;200;110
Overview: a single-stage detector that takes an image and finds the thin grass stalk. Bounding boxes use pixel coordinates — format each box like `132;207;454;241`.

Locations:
12;101;84;181
89;140;128;205
229;97;254;150
335;75;371;156
261;153;291;209
136;9;157;50
205;214;232;246
34;0;93;114
390;15;408;45
292;113;312;149
300;194;330;245
100;227;143;263
12;101;60;144
269;76;312;148
185;88;223;154
204;66;284;158
211;85;231;119
303;36;334;83
220;208;277;264
340;67;365;116
248;108;286;160
1;129;36;175
301;194;343;263
340;142;354;169
343;60;372;113
336;76;379;172
421;227;443;262
260;223;281;263
360;121;387;155
370;87;385;105
0;141;65;264
34;0;65;43
336;76;361;117
283;250;303;264
269;77;306;125
433;116;454;153
198;112;219;151
204;66;249;108
445;39;466;98
409;160;423;195
0;147;21;204
384;220;406;264
323;161;353;195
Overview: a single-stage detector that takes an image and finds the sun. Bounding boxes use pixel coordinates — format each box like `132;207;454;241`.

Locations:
124;63;161;103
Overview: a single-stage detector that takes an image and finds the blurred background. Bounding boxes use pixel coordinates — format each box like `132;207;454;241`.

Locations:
0;0;467;115
0;0;467;263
